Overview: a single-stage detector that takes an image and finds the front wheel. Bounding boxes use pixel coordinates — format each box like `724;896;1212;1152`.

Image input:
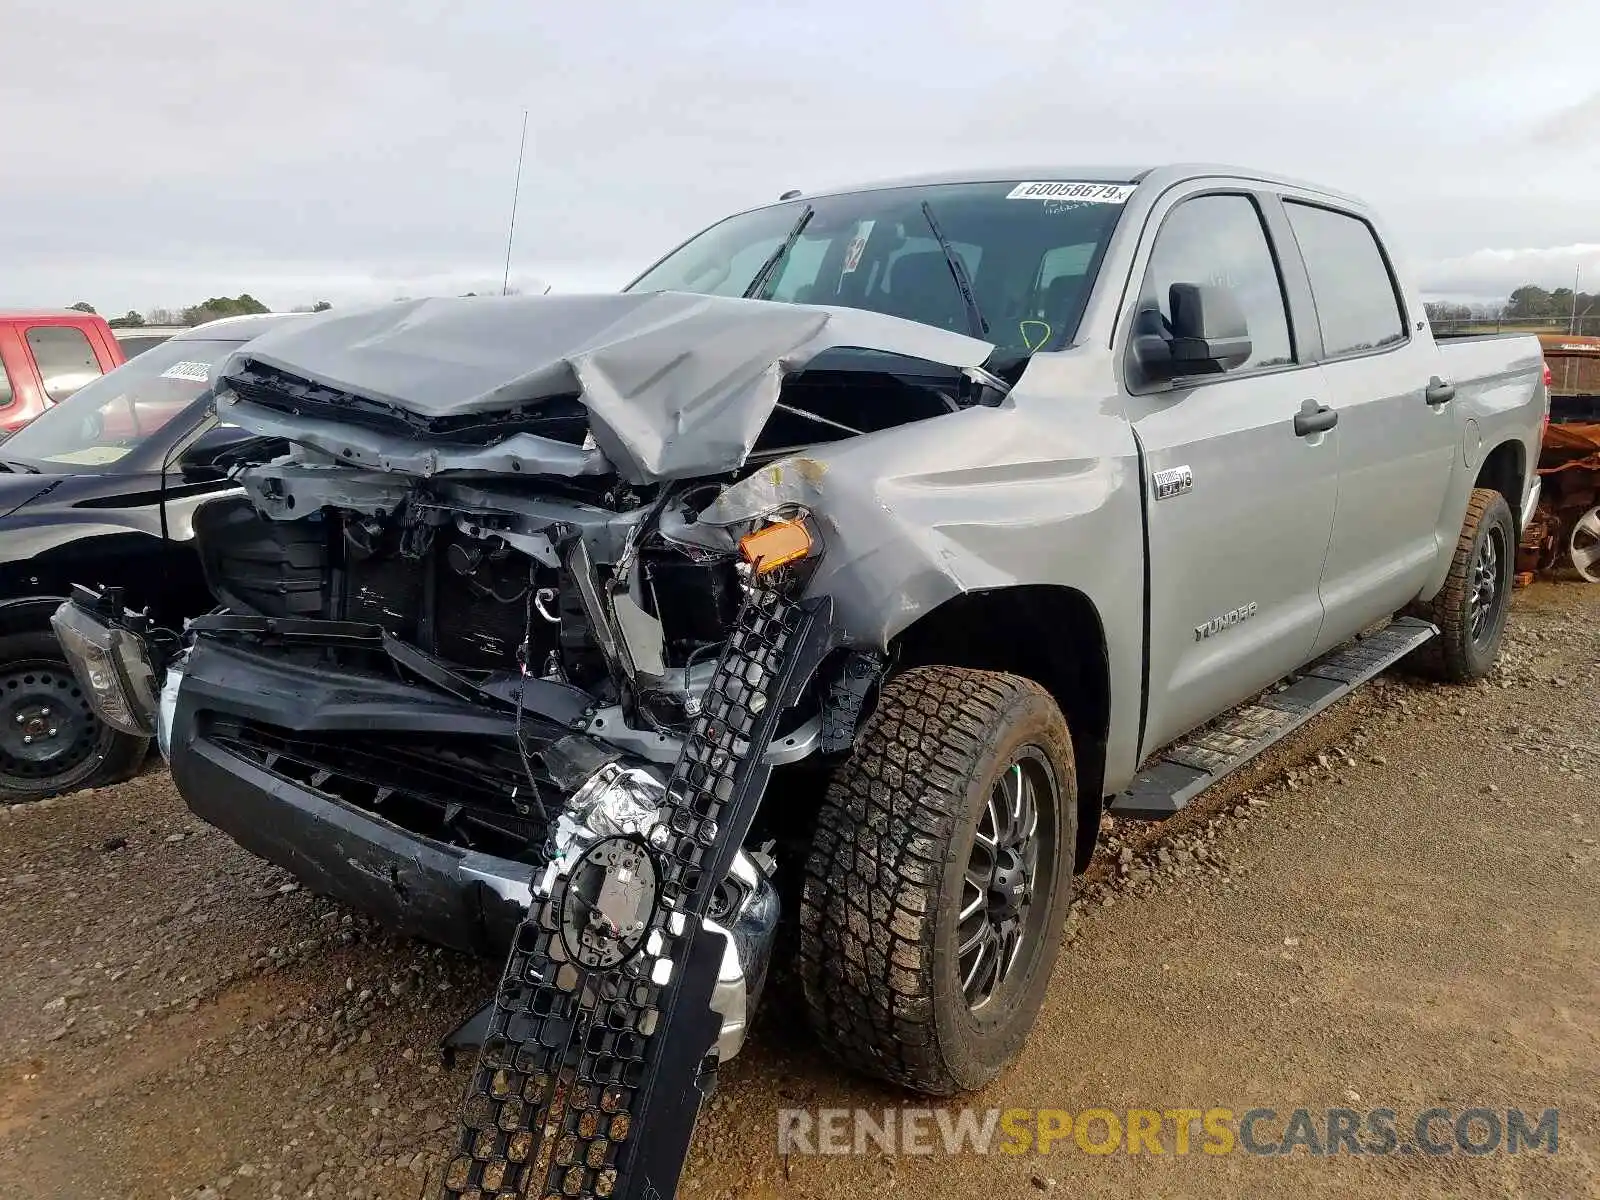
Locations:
0;632;149;802
798;665;1077;1096
1404;487;1516;682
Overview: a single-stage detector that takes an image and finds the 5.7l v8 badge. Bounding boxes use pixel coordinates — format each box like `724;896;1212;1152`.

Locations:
1153;465;1194;501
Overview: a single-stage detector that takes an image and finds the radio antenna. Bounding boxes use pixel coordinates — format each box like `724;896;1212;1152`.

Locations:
501;109;529;296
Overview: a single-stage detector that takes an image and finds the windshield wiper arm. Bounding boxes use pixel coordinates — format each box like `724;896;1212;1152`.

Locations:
0;459;40;474
743;205;814;301
920;200;989;339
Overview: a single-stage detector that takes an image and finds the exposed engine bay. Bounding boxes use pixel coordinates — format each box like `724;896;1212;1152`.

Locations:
127;292;1010;1199
187;464;817;856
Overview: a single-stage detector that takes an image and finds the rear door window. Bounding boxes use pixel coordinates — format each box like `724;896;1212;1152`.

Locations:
25;325;105;402
1283;202;1408;358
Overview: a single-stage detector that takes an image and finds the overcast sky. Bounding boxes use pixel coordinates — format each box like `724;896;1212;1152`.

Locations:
4;0;1596;314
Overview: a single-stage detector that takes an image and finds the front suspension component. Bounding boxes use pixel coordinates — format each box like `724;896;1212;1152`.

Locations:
441;581;838;1200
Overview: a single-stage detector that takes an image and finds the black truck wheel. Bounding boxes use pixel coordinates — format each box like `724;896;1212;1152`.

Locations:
1404;487;1516;683
798;665;1077;1096
0;632;148;802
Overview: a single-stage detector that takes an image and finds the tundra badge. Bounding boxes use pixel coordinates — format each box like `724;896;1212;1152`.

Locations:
1195;602;1258;641
1153;465;1194;501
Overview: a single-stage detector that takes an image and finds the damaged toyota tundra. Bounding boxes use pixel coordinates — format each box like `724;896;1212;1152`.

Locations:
52;166;1546;1199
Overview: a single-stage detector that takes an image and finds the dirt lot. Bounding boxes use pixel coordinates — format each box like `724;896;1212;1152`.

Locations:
1;583;1596;1200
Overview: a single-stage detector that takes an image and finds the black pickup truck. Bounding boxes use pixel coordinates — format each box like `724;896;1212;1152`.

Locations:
0;314;298;799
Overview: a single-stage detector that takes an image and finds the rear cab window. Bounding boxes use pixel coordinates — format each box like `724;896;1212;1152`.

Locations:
25;324;105;402
1283;202;1408;357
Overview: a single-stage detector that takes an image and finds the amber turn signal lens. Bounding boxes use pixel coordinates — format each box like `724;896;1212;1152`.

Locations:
739;519;813;574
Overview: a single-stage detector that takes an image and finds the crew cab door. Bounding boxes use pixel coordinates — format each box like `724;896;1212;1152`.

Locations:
1275;199;1461;651
1121;188;1339;757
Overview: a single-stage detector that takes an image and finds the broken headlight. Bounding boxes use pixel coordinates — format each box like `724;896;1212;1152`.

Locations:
736;508;823;575
156;653;188;761
50;590;160;738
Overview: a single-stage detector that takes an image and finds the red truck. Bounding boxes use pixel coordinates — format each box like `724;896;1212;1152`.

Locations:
0;311;127;436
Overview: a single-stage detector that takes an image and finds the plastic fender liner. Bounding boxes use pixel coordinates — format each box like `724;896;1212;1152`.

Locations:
440;583;843;1200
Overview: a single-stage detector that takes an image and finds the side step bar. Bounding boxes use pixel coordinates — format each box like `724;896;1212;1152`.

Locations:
1111;617;1436;820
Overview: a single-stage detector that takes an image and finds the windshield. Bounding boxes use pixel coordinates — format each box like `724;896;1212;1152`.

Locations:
2;338;243;472
626;180;1133;352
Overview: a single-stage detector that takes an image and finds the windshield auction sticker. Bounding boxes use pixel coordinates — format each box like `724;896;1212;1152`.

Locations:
160;360;213;382
1006;182;1136;203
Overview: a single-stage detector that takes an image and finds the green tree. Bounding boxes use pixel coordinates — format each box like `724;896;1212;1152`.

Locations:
107;311;146;329
1506;286;1554;320
181;293;270;326
68;301;96;314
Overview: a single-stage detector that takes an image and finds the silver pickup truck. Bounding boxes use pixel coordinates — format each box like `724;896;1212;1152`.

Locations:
53;164;1546;1200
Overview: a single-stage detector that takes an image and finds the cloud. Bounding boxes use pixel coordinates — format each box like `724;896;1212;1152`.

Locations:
1420;244;1600;302
3;0;1594;314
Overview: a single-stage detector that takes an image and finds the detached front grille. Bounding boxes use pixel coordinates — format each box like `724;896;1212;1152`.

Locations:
207;719;555;860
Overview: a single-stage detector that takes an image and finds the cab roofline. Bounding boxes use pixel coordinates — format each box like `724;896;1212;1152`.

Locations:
748;162;1369;214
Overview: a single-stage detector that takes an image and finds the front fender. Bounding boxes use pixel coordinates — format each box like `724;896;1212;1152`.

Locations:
699;350;1147;789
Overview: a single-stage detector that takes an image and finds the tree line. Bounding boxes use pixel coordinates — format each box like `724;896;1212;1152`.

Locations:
1425;283;1599;331
68;282;1596;333
65;290;518;327
66;296;332;328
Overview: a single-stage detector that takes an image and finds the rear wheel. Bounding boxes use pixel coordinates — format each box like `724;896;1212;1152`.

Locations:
0;632;148;802
1404;488;1515;682
798;665;1077;1096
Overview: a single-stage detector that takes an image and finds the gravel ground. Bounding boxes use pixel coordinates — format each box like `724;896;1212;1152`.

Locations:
0;581;1595;1200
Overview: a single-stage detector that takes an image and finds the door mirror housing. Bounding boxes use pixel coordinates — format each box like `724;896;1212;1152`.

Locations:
1169;283;1252;371
1134;283;1254;379
176;424;287;484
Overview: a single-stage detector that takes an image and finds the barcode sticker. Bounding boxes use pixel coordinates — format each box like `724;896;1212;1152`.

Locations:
1006;182;1136;204
160;360;212;382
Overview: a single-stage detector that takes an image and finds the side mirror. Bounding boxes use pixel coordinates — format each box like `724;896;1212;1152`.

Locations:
177;426;286;484
1168;283;1251;372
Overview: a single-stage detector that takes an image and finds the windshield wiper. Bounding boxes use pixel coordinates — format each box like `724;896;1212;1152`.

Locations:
0;459;40;474
920;200;989;339
743;204;814;301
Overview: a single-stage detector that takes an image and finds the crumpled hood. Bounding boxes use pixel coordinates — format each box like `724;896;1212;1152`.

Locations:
217;291;995;482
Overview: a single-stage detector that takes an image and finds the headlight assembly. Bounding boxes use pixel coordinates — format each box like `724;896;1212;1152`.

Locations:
49;592;159;738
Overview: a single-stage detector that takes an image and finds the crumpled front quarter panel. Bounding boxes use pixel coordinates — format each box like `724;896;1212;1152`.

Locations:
704;349;1147;788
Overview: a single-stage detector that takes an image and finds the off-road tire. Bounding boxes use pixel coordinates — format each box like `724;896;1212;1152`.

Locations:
0;632;148;802
798;665;1077;1096
1404;487;1516;683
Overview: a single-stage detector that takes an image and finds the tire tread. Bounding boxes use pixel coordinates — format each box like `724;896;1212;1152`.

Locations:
798;665;1070;1095
1405;487;1513;682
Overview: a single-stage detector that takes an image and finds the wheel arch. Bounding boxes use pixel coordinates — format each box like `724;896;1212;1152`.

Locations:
891;584;1110;872
0;596;71;640
1475;439;1526;535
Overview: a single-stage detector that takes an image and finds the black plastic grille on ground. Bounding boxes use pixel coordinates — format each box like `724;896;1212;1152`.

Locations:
441;580;815;1200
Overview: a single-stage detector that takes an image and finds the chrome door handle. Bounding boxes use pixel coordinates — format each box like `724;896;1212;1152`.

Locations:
1425;376;1456;406
1294;399;1338;437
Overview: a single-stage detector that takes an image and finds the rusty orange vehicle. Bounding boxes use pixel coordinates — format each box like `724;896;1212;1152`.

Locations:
1519;334;1600;582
